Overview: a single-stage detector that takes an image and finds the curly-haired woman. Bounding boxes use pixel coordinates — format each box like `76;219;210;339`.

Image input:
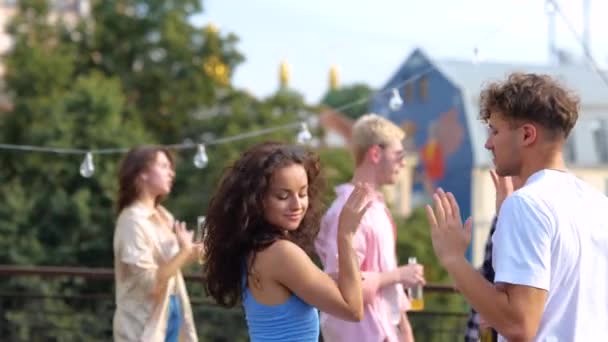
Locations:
203;142;372;341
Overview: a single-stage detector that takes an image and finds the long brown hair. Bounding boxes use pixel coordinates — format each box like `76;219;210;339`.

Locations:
203;142;325;307
116;146;174;213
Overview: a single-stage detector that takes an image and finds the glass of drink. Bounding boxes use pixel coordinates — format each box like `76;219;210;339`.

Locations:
195;216;206;265
407;256;424;310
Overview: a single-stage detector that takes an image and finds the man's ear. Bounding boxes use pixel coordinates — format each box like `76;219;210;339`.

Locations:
520;123;537;147
368;145;382;164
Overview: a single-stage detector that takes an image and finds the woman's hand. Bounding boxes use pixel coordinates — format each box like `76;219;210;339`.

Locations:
174;220;204;261
174;220;194;251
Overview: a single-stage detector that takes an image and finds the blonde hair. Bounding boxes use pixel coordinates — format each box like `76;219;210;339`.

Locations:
352;113;405;165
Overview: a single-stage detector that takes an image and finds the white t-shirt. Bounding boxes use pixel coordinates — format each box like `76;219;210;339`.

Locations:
493;169;608;342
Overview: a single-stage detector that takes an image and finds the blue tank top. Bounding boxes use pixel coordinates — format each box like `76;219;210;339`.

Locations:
242;283;319;341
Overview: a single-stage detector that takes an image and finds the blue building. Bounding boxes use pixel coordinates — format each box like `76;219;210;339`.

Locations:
370;48;608;265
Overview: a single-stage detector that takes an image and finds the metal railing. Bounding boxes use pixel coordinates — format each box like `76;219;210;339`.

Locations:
0;265;468;341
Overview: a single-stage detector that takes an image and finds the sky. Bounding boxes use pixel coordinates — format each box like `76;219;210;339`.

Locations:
192;0;608;103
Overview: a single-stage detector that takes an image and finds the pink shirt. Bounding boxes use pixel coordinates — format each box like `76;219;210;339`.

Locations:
315;184;409;342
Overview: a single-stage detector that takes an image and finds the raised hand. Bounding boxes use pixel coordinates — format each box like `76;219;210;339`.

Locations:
174;220;204;261
490;169;514;213
424;188;473;268
174;220;194;251
338;182;373;236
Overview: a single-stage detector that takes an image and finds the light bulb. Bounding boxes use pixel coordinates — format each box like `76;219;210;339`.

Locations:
590;119;601;132
545;0;556;14
389;88;403;111
79;152;95;178
472;47;482;65
296;122;312;144
193;144;209;169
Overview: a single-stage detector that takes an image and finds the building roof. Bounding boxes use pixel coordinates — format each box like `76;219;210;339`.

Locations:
391;48;608;167
435;58;608;107
318;107;354;145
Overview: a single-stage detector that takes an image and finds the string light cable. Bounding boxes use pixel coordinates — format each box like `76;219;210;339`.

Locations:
0;121;313;177
6;1;599;176
0;67;432;178
547;0;608;88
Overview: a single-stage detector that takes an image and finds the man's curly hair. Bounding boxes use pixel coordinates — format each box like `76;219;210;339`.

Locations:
479;72;580;138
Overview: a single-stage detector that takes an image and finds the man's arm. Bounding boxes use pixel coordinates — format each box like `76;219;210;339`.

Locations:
358;266;423;304
329;268;407;304
328;257;423;305
444;257;547;341
425;190;550;341
464;216;498;341
324;214;423;304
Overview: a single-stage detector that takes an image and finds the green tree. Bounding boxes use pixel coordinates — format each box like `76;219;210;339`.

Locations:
169;88;315;224
67;0;244;143
319;83;375;119
395;207;467;341
317;147;354;206
1;0;149;268
0;0;316;335
0;2;151;338
0;1;463;339
0;0;251;266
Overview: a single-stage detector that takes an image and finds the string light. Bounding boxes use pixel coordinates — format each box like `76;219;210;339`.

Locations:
296;122;313;144
472;46;482;65
0;121;311;178
545;0;556;14
6;3;605;182
325;67;434;116
193;144;209;169
1;68;438;179
316;8;528;115
79;152;95;178
7;1;604;180
389;88;403;111
547;0;608;89
0;67;436;166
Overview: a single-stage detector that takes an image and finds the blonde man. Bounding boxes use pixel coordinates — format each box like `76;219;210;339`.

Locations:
316;114;426;342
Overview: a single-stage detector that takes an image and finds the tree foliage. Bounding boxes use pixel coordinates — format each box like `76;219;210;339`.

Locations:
319;83;375;119
0;1;464;339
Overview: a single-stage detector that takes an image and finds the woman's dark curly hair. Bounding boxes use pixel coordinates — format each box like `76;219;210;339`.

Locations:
203;142;325;307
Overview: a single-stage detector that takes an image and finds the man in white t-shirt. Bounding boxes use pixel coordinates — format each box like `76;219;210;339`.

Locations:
424;72;608;341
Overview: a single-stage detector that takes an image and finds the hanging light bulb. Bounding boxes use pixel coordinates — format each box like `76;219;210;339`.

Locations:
79;152;95;178
545;0;556;14
193;144;209;169
472;47;482;65
389;88;403;111
296;122;312;144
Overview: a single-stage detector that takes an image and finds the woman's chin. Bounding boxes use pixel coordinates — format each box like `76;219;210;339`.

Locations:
282;221;302;231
